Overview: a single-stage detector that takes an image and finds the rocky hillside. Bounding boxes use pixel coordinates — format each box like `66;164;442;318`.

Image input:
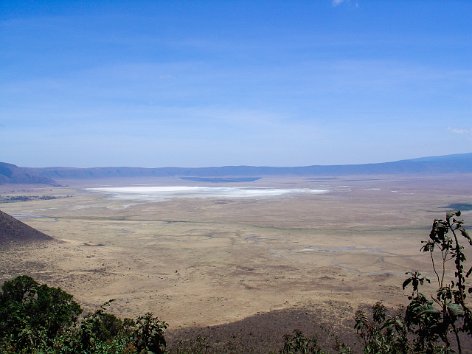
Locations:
0;209;53;245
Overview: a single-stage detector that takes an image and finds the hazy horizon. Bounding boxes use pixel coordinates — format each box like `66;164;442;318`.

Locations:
1;150;471;169
1;1;471;167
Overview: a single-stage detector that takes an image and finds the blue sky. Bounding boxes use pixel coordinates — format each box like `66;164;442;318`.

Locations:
1;0;471;167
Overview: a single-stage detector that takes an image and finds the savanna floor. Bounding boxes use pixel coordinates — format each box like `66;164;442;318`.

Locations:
1;174;471;351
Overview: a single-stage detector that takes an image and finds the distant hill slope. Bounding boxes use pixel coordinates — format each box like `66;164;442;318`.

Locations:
0;209;53;245
20;152;472;179
2;153;471;182
0;162;57;185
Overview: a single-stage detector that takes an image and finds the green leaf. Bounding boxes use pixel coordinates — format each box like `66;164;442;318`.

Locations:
402;278;412;289
447;303;464;317
419;308;440;315
460;228;472;244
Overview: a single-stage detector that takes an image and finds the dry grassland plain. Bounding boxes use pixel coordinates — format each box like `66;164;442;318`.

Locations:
1;174;471;338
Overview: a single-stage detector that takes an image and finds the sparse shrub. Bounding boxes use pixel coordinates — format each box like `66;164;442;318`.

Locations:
354;302;408;353
72;299;127;353
402;210;472;353
128;312;168;353
281;329;324;354
355;210;472;353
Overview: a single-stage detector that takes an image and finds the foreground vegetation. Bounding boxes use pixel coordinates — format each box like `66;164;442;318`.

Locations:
1;211;471;353
0;276;166;353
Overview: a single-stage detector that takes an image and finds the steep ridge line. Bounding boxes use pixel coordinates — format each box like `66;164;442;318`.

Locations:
0;209;53;246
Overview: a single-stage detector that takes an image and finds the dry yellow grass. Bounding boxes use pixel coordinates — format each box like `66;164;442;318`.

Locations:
1;174;471;332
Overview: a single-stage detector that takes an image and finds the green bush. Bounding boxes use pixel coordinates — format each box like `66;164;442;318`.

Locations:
280;329;324;354
354;302;408;354
0;276;167;353
402;211;472;353
0;275;82;352
354;211;472;354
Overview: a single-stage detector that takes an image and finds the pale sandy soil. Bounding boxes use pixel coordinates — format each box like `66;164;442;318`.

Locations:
1;174;471;336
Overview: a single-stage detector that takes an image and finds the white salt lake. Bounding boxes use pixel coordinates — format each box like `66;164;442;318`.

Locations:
86;186;329;202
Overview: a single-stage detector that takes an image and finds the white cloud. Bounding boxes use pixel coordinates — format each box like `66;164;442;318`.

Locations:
332;0;345;6
332;0;360;8
449;127;472;137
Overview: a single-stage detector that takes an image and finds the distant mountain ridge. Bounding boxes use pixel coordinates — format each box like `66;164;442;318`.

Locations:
0;162;57;185
1;153;471;184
